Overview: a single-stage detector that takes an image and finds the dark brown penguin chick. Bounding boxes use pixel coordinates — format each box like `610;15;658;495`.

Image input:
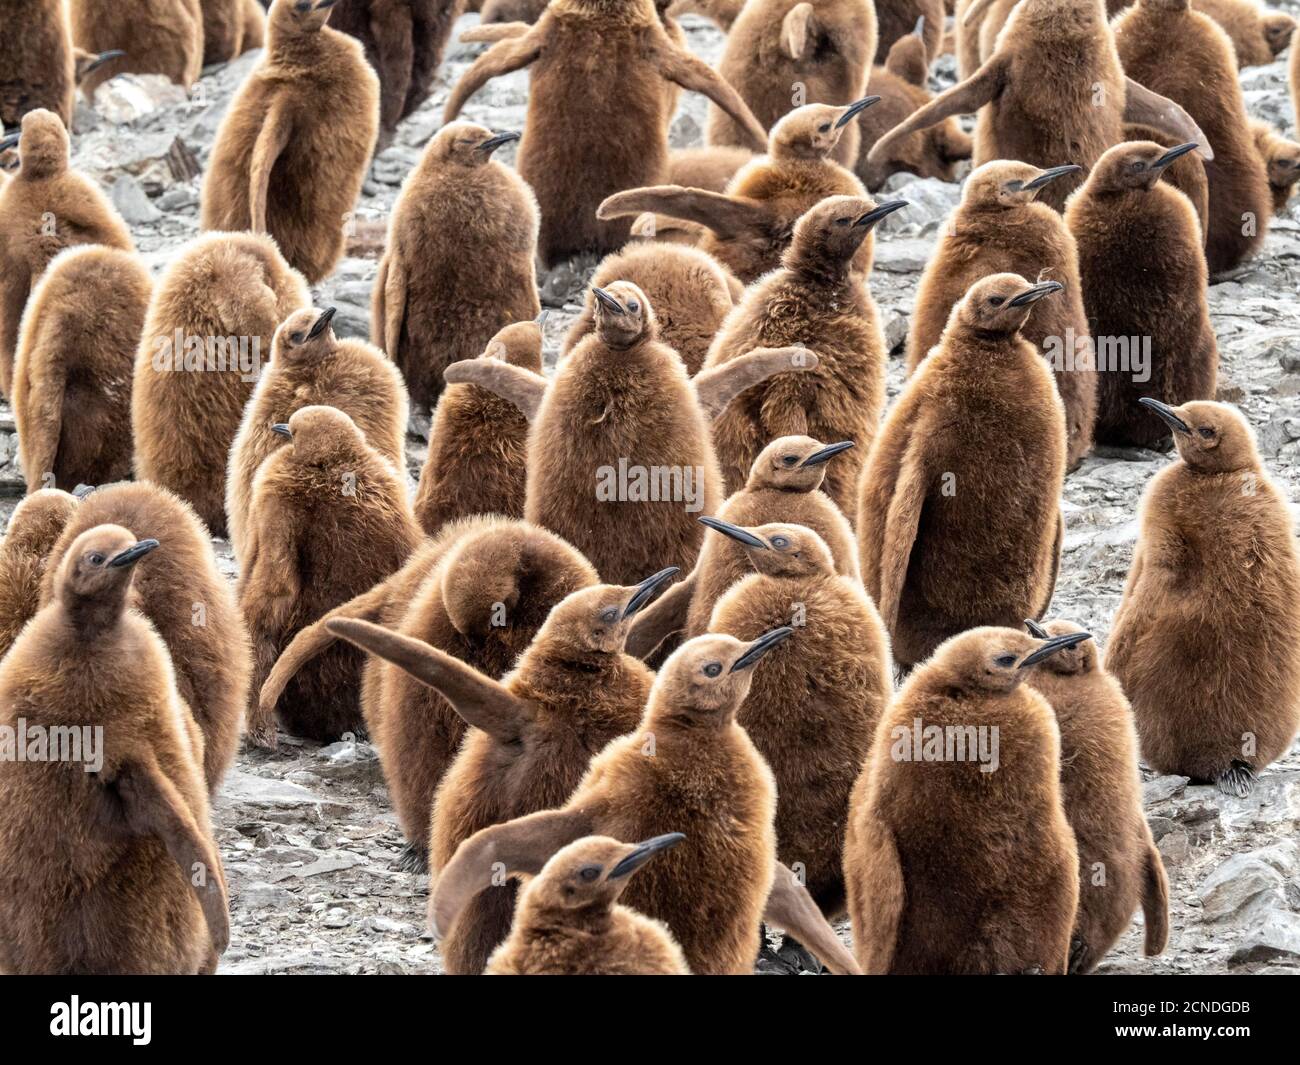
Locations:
40;483;252;793
445;281;818;585
875;0;943;65
328;568;676;972
69;0;204;98
1250;120;1300;214
1121;121;1211;236
415;320;542;534
1106;400;1300;797
559;243;738;376
709;0;877;168
0;109;133;397
907;160;1095;470
1114;0;1271;273
226;306;409;562
845;626;1084;974
12;246;150;492
867;0;1211;214
1064;141;1218;450
857;274;1067;669
259;516;598;860
444;0;768;267
242;0;267;48
132;231;311;538
858;19;973;191
0;0;75;130
1192;0;1294;66
599;100;880;283
241;405;423;747
1021;618;1169;973
703;195;901;514
700;519;891;915
0;525;229;974
200;0;251;64
667;145;755;193
425;630;863;975
0;488;77;658
372;121;539;412
200;0;380;284
485;834;691;974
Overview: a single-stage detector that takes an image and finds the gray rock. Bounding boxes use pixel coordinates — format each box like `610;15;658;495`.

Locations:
111;175;162;224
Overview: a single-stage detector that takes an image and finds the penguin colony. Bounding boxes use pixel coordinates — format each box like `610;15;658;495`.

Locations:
0;0;1298;977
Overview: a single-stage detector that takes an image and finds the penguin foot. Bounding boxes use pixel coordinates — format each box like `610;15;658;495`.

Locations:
393;843;430;874
755;943;800;975
776;934;824;974
1068;936;1090;974
1019;965;1045;975
1216;760;1256;798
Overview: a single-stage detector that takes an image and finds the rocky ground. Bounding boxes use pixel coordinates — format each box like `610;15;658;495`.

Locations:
2;13;1299;975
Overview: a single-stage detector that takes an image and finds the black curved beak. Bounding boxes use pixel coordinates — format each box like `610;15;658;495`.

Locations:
535;310;548;326
835;96;881;128
730;626;795;672
316;0;339;9
1138;397;1191;434
1023;164;1082;191
800;440;854;467
1153;142;1199;170
1008;280;1064;307
108;539;161;569
0;132;19;153
592;287;624;315
1019;630;1092;668
83;49;127;75
855;199;909;228
271;423;293;438
306;306;337;340
1023;618;1050;639
608;833;686;879
698;516;768;549
478;130;521;155
622;566;680;619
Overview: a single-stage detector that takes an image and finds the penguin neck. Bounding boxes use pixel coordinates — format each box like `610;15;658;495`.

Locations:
786;246;859;289
554;0;657;24
61;595;127;640
527;641;620;680
269;24;327;65
524;901;614;940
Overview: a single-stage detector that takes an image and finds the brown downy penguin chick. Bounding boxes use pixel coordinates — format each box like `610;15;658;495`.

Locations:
0;525;229;975
559;243;739;376
0;109;133;397
0;0;75;129
1121;121;1212;236
1021;618;1169;973
1107;400;1300;797
201;0;251;64
953;0;1016;80
858;18;973;191
443;0;769;267
599;99;881;283
242;0;268;49
132;231;311;538
1250;120;1300;214
372;122;540;412
41;483;252;793
907;160;1096;470
700;519;891;915
328;569;677;973
867;0;1211;214
874;0;944;64
422;629;863;975
1192;0;1294;66
68;0;204;98
857;274;1067;669
485;834;691;975
709;0;878;168
0;488;78;658
446;282;818;585
12;246;151;492
703;195;902;513
414;320;542;534
1114;0;1271;273
667;145;756;193
226;306;409;562
241;405;422;746
1064;141;1218;450
200;0;380;284
260;516;598;861
845;626;1084;974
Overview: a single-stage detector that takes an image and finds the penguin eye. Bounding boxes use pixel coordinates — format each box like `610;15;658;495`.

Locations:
703;662;722;678
87;552;106;567
1198;426;1216;439
994;654;1017;668
291;332;306;344
600;608;618;624
627;300;640;313
781;455;798;466
770;536;790;549
578;865;602;882
818;122;832;133
834;217;852;227
988;296;1005;307
1130;161;1146;173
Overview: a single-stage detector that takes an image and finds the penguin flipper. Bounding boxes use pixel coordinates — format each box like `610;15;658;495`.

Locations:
597;185;772;242
249;98;292;234
13;345;64;492
443;358;547;421
459;22;530;44
763;860;863;975
626;569;697;660
780;3;815;61
1123;78;1214;161
242;509;303;748
650;43;770;152
856;817;905;973
381;252;408;359
693;346;818;421
444;32;543;122
878;446;927;633
327;617;535;743
1141;838;1170;957
1035;508;1063;620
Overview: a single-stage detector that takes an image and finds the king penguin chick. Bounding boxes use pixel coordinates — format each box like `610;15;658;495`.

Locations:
486;834;691;975
1106;400;1300;796
0;525;229;974
857;274;1067;669
68;0;203;98
845;626;1085;973
1192;0;1294;67
328;568;678;972
0;488;77;658
1064;141;1218;451
200;0;380;283
372;122;540;413
1250;119;1300;215
12;246;151;491
0;0;75;130
1022;618;1169;973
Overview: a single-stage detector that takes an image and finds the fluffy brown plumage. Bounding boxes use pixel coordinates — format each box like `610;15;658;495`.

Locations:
0;488;77;658
69;0;204;97
1251;119;1300;214
0;0;75;130
1192;0;1294;67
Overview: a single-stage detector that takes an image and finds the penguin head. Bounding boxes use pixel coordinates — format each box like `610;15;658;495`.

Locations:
12;109;68;180
786;195;908;272
538;569;679;655
956;273;1064;336
963;160;1082;209
524;834;686;915
273;0;337;33
747;435;854;492
275;404;367;466
1260;135;1300;197
1138;399;1260;472
481;319;544;373
55;524;159;613
1263;13;1297;57
1090;140;1199;192
275;307;337;360
928;626;1094;694
699;517;834;579
1023;618;1097;676
652;630;794;720
2;489;79;560
771;99;879;161
591;281;655;349
429;122;521;167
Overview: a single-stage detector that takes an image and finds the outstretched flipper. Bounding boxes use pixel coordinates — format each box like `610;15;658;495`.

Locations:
430;809;594;936
443;359;548;421
598;185;773;242
626;569;698;660
1141;840;1170;957
781;3;815;60
327;618;535;744
1123;78;1214;161
460;22;530;43
693;346;818;421
878;447;927;632
444;31;544;122
854;818;905;974
249;98;291;233
764;860;863;975
650;43;770;151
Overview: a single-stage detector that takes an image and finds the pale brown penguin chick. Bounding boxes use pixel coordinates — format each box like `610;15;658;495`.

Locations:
0;525;229;974
69;0;204;97
1250;119;1300;214
0;0;75;129
1192;0;1294;66
0;488;78;658
875;0;944;64
1106;400;1300;797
